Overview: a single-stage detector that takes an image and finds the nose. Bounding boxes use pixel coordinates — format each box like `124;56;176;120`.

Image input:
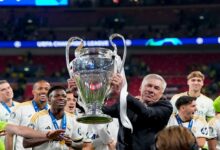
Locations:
195;107;197;112
146;86;154;93
6;87;11;92
58;95;66;100
70;101;74;105
42;88;48;93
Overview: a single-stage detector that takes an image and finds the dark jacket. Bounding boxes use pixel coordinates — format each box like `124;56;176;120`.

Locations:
102;95;173;150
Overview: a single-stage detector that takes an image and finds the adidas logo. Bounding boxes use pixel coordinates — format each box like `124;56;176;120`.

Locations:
45;126;51;130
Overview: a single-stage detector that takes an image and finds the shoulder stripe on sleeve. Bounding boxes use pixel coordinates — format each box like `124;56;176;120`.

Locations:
30;110;48;123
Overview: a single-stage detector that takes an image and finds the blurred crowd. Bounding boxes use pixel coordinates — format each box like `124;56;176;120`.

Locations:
0;0;220;101
1;52;220;101
0;0;220;40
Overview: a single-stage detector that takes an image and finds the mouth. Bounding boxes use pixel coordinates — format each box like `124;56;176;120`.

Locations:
143;94;153;99
193;85;200;88
39;94;47;101
68;106;74;110
6;93;13;98
58;101;66;106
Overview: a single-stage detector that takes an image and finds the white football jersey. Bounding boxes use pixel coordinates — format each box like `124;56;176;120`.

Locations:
84;118;119;150
9;101;48;150
28;109;82;150
0;101;19;145
170;92;215;119
167;114;209;138
0;101;19;122
208;114;220;150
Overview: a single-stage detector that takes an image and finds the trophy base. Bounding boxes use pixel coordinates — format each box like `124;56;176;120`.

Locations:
77;114;113;124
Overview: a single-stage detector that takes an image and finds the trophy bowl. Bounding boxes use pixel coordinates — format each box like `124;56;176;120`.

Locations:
72;48;114;124
66;34;127;124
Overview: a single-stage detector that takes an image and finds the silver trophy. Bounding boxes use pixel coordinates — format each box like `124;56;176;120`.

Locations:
66;34;127;124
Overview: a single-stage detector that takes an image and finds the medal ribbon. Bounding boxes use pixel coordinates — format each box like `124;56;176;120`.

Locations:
176;114;193;130
32;100;48;112
48;109;67;130
1;101;14;113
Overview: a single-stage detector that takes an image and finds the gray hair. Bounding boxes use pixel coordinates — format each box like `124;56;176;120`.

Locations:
140;74;167;93
0;80;9;85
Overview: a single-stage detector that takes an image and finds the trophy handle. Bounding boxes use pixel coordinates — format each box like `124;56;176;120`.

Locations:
65;37;84;78
109;33;127;73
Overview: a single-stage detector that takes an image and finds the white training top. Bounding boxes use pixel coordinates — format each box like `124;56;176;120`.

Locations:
170;92;215;119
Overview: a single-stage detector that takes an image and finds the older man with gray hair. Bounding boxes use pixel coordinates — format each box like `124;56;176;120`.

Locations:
102;73;173;150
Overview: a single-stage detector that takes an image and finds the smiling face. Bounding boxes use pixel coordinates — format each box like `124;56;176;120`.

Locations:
187;77;204;93
49;89;67;110
140;78;164;105
64;92;76;114
0;82;14;102
32;81;50;103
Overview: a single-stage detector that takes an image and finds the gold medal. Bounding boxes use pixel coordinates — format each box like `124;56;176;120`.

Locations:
59;140;65;145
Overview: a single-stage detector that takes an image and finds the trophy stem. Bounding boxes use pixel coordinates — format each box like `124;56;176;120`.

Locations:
92;102;97;115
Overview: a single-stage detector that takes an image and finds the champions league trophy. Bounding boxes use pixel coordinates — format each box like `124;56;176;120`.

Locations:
65;34;127;124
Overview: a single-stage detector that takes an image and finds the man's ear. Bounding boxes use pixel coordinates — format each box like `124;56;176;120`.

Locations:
180;105;185;111
139;87;142;95
32;89;35;96
187;80;190;86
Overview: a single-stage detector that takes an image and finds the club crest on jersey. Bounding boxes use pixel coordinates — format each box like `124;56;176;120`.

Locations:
28;123;35;129
45;126;51;130
10;112;16;119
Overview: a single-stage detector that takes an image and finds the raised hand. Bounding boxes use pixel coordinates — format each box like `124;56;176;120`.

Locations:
67;78;78;97
110;73;123;96
67;78;77;90
108;139;117;150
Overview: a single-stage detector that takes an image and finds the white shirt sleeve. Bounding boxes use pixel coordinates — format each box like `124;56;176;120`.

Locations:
70;119;83;141
206;100;215;118
194;118;209;138
208;118;218;139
